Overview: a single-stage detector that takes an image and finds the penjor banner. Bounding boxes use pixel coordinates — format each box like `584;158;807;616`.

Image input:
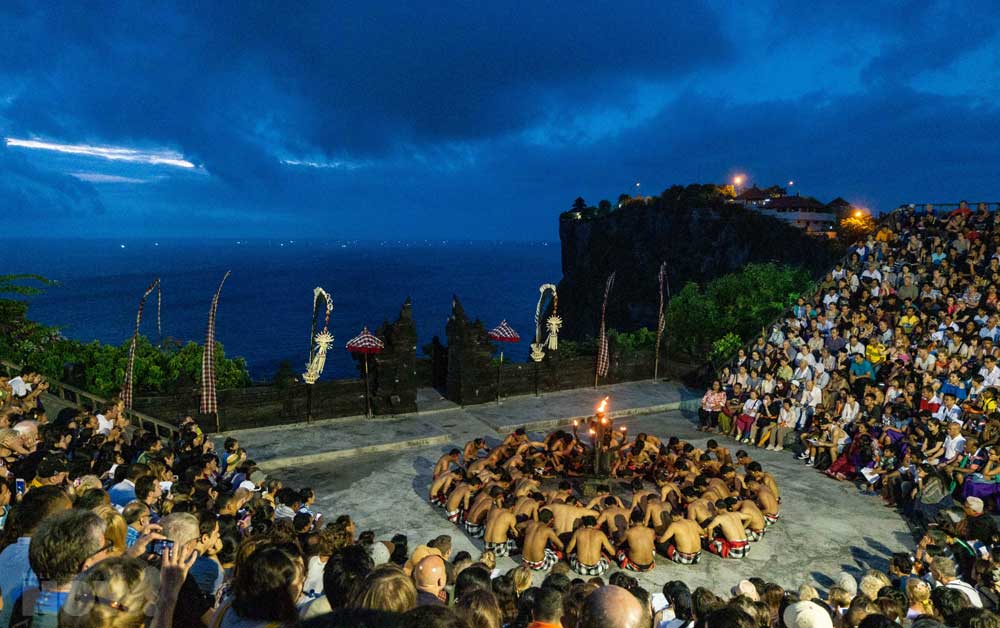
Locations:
122;278;162;409
595;272;616;381
200;271;231;415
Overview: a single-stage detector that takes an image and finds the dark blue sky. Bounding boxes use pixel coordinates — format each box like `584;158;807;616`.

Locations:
2;1;998;239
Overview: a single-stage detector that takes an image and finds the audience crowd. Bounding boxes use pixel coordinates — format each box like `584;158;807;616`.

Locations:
1;202;1000;626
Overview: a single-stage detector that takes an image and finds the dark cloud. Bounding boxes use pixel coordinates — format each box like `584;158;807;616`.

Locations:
0;2;998;238
1;2;732;168
0;144;103;218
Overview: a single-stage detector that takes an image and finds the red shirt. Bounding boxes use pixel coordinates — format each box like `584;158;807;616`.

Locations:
527;622;563;628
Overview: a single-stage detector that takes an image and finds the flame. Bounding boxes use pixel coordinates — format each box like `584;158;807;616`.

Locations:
596;396;609;414
588;429;596;436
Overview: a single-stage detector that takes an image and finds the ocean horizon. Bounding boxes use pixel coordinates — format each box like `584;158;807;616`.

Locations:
0;238;562;381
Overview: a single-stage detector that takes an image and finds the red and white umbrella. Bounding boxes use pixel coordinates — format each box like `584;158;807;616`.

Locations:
488;320;521;343
488;320;520;404
346;327;384;417
346;327;385;354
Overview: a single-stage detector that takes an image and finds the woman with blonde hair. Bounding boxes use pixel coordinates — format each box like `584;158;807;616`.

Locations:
507;565;532;596
349;563;417;614
93;504;128;556
906;577;935;619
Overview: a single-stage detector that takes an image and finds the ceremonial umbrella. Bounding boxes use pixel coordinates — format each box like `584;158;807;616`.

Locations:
487;320;520;405
346;327;384;418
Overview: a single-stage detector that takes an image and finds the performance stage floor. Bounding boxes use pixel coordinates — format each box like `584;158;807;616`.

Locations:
267;408;914;595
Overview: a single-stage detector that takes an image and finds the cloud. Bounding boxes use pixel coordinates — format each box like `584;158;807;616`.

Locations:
69;172;151;183
0;143;104;217
6;138;196;168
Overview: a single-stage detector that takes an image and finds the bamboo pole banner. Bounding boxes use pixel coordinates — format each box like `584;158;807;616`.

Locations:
595;272;615;384
200;271;231;415
122;278;162;409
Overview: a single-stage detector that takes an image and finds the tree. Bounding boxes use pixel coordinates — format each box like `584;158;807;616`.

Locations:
598;199;612;212
572;197;587;212
838;212;876;244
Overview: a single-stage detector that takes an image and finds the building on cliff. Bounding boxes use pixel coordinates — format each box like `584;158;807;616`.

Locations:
734;188;856;238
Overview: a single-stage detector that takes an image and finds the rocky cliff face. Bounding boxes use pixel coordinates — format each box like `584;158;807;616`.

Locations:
557;201;838;340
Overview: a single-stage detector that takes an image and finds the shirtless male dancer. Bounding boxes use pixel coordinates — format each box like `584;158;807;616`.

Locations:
483;495;519;557
656;510;704;565
520;509;564;571
702;499;753;559
566;515;615;576
444;476;482;525
465;486;503;538
429;469;461;507
596;496;632;543
616;511;656;572
433;449;461;479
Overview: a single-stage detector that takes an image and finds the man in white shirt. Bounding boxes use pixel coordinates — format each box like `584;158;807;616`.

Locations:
980;317;1000;342
940;421;966;464
980;357;1000;387
933;557;983;608
933;394;963;424
847;338;866;357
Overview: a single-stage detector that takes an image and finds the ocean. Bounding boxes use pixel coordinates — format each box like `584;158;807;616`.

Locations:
0;239;562;381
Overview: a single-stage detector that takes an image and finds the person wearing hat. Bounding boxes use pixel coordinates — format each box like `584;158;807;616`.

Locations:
783;600;834;628
30;455;67;490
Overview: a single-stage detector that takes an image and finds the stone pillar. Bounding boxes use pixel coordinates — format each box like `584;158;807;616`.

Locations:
367;298;418;415
445;295;496;405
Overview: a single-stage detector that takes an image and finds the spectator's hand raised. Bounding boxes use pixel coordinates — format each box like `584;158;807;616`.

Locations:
159;542;199;601
127;524;165;559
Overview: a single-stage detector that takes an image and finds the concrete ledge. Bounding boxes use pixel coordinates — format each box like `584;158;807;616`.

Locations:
491;400;685;434
260;433;452;470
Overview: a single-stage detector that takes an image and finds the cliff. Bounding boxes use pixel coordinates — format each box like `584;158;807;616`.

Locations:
557;195;839;340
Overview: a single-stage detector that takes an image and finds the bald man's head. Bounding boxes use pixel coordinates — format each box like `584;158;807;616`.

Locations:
579;585;646;628
413;554;447;595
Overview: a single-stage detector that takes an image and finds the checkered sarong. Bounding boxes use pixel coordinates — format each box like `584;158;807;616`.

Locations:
665;545;701;565
616;550;654;572
484;539;516;558
570;555;609;576
746;528;765;542
464;519;485;538
764;513;780;527
706;537;749;559
200;271;230;415
523;548;561;571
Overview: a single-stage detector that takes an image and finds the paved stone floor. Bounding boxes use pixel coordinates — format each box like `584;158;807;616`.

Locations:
266;408;914;596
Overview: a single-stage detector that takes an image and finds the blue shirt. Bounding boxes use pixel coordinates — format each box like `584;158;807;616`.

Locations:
108;480;136;509
126;525;141;548
850;360;875;380
940;382;968;401
0;537;38;628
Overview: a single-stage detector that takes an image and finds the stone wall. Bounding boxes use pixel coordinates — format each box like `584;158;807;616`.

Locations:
135;378;368;432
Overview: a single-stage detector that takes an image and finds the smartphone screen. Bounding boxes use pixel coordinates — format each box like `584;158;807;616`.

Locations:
152;539;175;556
15;479;25;496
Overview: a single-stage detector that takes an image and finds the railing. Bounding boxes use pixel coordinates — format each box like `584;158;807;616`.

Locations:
897;202;1000;214
1;360;179;440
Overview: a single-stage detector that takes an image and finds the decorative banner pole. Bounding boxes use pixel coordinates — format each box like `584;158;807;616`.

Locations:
346;327;385;418
529;284;560;396
303;288;334;422
654;261;669;381
121;278;162;410
595;272;616;387
200;271;231;434
487;321;520;405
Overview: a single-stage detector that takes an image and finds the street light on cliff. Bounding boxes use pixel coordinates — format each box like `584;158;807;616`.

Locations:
733;175;745;196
